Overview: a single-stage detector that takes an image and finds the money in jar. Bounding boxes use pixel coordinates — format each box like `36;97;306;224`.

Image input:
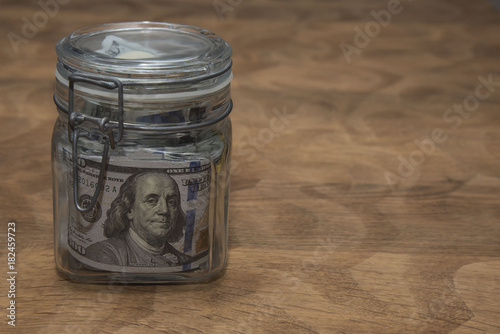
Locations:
51;22;233;283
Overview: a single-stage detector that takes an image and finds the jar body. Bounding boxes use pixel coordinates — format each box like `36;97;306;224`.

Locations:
52;21;233;283
52;110;231;283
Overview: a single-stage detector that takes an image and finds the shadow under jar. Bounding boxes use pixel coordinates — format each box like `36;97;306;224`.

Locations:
52;22;233;283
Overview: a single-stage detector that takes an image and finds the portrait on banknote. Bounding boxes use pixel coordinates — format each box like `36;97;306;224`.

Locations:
64;149;213;273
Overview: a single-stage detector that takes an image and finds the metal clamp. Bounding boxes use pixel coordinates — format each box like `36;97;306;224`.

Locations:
68;73;124;213
72;128;110;213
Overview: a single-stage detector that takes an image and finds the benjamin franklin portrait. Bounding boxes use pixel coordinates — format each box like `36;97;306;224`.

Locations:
85;171;193;267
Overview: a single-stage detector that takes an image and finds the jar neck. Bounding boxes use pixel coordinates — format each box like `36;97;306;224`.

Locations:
56;98;232;148
55;66;232;119
59;116;230;149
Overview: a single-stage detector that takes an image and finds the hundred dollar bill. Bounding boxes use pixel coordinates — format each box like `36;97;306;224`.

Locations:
64;148;220;273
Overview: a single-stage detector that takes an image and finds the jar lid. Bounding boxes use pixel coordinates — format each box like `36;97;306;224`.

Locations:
56;21;232;83
54;22;233;135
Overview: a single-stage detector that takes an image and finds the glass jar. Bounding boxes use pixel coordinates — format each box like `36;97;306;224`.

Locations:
51;22;232;283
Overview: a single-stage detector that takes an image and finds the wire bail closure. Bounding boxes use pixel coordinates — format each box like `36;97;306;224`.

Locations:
67;73;124;213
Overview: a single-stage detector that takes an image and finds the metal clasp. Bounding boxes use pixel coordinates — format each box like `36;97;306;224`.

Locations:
68;73;124;213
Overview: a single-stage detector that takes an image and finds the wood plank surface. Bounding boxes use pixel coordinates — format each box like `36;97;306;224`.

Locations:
1;0;500;333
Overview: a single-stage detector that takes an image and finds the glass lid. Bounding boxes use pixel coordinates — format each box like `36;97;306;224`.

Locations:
56;22;232;82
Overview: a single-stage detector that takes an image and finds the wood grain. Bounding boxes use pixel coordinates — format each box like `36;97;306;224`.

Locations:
1;0;500;332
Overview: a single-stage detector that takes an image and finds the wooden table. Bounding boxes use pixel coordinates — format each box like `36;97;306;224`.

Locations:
1;0;500;332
